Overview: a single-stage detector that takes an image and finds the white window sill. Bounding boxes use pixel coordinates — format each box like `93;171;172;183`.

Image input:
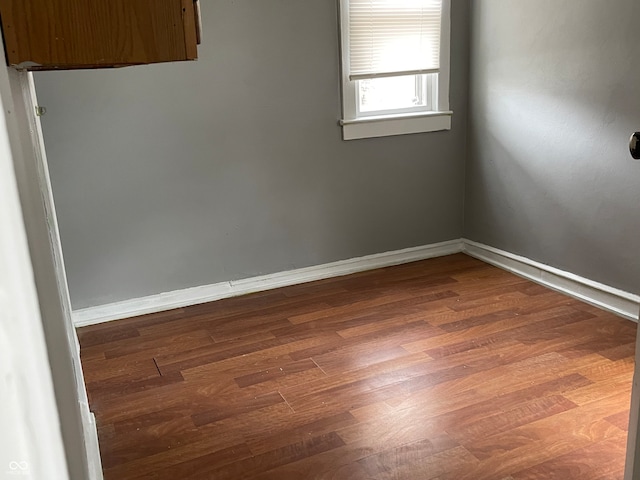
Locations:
339;110;453;141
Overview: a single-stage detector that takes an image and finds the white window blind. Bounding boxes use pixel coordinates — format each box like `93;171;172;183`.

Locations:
348;0;443;81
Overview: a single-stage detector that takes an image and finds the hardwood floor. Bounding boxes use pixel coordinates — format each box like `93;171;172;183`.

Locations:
78;254;637;479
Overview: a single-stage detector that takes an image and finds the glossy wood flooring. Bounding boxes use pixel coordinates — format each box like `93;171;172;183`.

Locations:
78;254;637;479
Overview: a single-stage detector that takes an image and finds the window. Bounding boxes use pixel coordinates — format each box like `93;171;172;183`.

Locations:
339;0;452;140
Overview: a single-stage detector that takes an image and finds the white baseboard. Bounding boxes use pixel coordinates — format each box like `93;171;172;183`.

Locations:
462;239;640;321
73;239;464;327
73;238;640;327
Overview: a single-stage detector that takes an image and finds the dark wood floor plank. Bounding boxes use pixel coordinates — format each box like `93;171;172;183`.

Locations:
312;344;412;376
563;371;634;406
246;411;359;456
81;355;160;384
288;319;442;362
454;392;630;480
233;357;319;388
140;442;254;480
170;331;344;377
103;434;251;480
606;410;631;432
78;253;635;479
138;301;325;340
385;349;592;414
102;330;215;360
191;391;287;427
196;432;346;480
423;308;595;360
288;291;453;326
600;341;637;361
86;370;184;403
446;394;579;442
152;330;278;371
511;433;627;480
212;402;349;453
357;437;462;480
99;416;202;469
78;324;140;348
321;277;460;308
404;305;587;355
426;292;579;327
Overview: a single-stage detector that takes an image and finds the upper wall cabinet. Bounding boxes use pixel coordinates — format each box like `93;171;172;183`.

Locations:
0;0;201;70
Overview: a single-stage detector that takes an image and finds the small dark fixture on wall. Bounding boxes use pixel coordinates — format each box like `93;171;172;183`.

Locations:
631;132;640;160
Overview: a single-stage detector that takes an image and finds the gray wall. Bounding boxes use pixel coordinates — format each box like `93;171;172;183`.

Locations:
465;0;640;293
35;0;470;309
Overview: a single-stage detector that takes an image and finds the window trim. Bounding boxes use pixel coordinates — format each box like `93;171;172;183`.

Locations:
338;0;452;141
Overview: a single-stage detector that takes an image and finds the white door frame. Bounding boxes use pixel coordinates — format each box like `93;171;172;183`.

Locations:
6;68;104;480
0;68;70;480
0;31;103;478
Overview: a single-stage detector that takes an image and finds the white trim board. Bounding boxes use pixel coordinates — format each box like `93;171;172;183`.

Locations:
462;239;640;322
73;238;640;327
73;239;464;327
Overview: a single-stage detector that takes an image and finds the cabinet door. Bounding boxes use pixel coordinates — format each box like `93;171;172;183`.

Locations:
0;0;199;70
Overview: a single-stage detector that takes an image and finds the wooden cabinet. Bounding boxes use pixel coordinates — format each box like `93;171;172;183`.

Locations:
0;0;201;70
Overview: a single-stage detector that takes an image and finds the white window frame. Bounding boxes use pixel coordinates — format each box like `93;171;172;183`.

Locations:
338;0;453;141
356;74;436;118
